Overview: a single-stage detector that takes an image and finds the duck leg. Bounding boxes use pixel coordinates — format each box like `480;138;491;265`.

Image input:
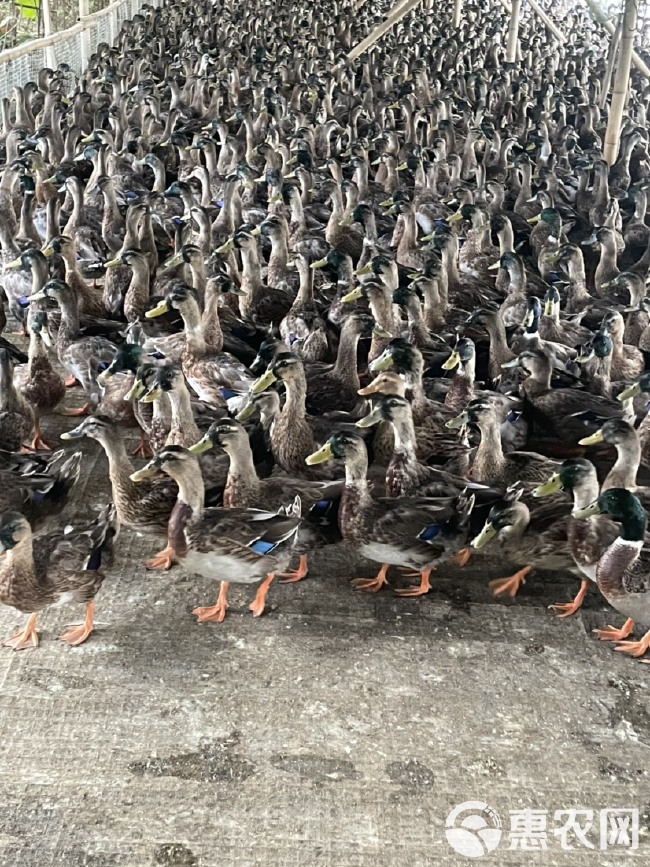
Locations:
193;582;230;624
59;601;95;646
549;578;589;618
614;629;650;659
29;419;52;451
488;565;532;598
352;563;390;592
452;547;471;567
144;545;176;570
249;573;275;617
395;566;433;597
3;613;39;650
277;554;309;584
62;403;91;417
132;430;152;459
593;618;635;642
64;375;79;388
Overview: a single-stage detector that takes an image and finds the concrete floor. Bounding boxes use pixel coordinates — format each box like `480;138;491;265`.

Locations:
0;399;649;867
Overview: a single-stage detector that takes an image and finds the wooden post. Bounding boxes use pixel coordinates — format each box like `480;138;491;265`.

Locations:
506;0;521;62
585;0;650;78
41;0;56;69
600;13;622;110
79;0;90;16
603;0;637;165
78;0;90;70
347;0;425;61
526;0;565;43
452;0;462;28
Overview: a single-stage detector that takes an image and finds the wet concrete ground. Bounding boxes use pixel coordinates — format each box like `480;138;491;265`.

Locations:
0;396;649;867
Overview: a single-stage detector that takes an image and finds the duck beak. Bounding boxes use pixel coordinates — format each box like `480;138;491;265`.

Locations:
28;290;48;302
249;226;262;237
250;369;277;395
130;464;160;482
358;378;381;396
188;435;213;455
338;214;354;227
356;406;384;428
445;411;469;429
572;500;601;519
448;211;463;223
527;214;541;223
123;379;146;400
396;162;408;171
354;263;373;276
471;521;497;549
41;244;55;258
378;198;393;208
97;367;113;383
487;260;502;271
162;252;183;269
216;237;234;254
60;424;86;440
543;299;554;316
521;308;535;328
369;349;394;372
341;286;363;303
4;258;22;270
235;401;256;421
141;385;162;403
145;298;170;318
372;325;392;338
441;350;461;371
532;473;563;497
618;382;641;402
578;429;604;446
501;358;521;369
40;326;53;348
305;442;334;465
104;257;122;268
310;257;328;269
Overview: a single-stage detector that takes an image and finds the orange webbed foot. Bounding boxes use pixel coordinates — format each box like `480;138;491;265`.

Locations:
29;433;52;451
488;565;532;598
64;375;79;388
549;578;589;618
249;573;275;617
193;582;229;624
132;434;152;459
144;545;176;570
3;613;39;651
278;553;309;584
593;618;635;642
614;630;650;659
452;547;471;567
62;403;91;417
395;567;433;597
352;563;390;593
59;602;95;646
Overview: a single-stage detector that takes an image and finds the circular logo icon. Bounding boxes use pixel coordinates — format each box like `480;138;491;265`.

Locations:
445;801;503;858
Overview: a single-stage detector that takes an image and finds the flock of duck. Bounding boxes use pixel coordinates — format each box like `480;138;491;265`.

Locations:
0;0;649;662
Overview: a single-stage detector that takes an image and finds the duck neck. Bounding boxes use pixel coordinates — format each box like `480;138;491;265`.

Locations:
101;434;138;503
5;535;36;581
166;459;205;519
167;385;201;445
180;299;207;354
224;440;261;504
332;325;361;382
475;417;506;477
605;438;641;491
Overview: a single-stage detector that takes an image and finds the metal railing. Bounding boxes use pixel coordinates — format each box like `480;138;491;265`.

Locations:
0;0;162;99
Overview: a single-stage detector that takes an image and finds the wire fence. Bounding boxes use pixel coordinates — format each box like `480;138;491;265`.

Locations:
0;0;162;99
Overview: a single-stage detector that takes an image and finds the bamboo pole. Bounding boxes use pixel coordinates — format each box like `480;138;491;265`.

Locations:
603;0;637;165
585;0;650;78
526;0;565;43
347;0;425;61
506;0;521;62
600;13;622;110
41;0;56;69
452;0;462;28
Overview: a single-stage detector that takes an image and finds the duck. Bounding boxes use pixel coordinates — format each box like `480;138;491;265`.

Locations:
0;348;35;452
16;309;65;450
0;505;117;650
471;484;576;598
306;430;475;596
131;446;303;623
573;489;650;660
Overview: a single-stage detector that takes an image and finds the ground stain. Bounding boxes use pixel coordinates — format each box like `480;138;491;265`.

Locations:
130;735;255;784
598;758;645;784
270;754;358;783
154;843;198;867
607;676;650;740
386;759;435;792
20;667;92;692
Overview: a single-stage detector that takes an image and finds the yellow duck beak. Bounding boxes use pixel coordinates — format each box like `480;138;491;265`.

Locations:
4;257;22;270
396;161;408;171
441;350;461;371
97;367;113;384
305;442;335;465
123;379;147;401
532;473;563;498
130;464;161;482
487;260;502;271
145;299;170;318
41;244;55;258
356;406;384;428
527;214;541;224
341;286;363;303
216;237;235;254
572;500;602;519
448;211;463;223
445;411;470;430
188;435;213;455
235;401;257;421
338;214;354;228
28;290;48;302
249;226;262;237
372;325;392;338
471;521;497;549
104;257;122;268
310;257;329;269
141;385;162;403
543;299;554;316
354;263;373;276
618;382;641;402
250;369;277;395
578;429;604;446
368;350;394;372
